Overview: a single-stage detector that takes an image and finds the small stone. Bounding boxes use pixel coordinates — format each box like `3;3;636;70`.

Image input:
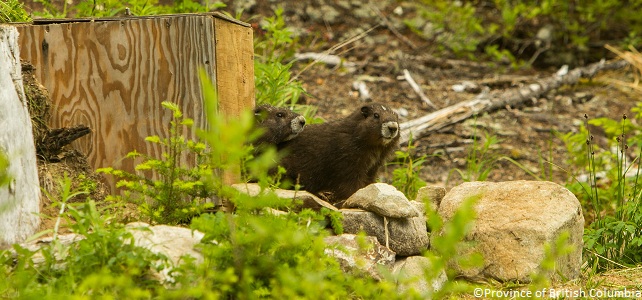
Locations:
392;256;447;297
415;186;446;212
342;183;419;218
324;234;396;281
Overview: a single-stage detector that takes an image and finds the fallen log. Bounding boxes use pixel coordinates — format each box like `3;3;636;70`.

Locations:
399;59;630;144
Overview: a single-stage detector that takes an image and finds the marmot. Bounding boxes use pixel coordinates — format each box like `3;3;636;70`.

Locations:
278;103;400;204
252;104;306;148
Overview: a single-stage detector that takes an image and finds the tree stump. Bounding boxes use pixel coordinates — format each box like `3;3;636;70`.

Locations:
0;25;41;248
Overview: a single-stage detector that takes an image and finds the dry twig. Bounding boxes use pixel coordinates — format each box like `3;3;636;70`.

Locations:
403;69;438;109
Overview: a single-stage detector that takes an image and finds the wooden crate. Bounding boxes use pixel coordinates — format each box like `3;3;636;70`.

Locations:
14;13;255;191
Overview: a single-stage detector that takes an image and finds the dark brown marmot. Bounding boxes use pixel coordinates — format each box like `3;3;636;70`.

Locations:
252;104;306;148
278;103;400;204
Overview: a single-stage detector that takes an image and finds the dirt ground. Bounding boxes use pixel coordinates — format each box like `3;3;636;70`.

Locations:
22;63;111;233
228;0;641;190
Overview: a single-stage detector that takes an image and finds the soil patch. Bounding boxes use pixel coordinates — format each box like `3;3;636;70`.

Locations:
22;62;110;234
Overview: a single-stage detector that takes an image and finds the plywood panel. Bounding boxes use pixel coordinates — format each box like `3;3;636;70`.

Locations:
214;16;255;187
14;14;254;191
214;16;255;119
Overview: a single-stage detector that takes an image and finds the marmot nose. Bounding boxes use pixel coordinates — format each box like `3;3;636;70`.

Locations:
388;123;398;134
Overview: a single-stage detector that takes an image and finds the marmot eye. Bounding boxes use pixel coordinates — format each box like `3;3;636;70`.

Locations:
277;112;284;118
374;113;380;119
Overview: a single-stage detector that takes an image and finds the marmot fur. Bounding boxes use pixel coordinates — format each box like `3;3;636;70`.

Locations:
278;103;400;204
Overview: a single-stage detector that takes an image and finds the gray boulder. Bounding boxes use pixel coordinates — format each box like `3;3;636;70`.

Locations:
437;181;584;282
126;222;205;283
341;201;429;256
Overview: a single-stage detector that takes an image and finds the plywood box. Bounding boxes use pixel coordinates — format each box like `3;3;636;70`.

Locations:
14;13;255;191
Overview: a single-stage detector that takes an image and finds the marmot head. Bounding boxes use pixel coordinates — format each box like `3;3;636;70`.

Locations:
253;104;306;144
353;103;399;146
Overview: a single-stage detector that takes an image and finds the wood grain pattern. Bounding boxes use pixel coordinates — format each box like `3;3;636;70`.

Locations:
14;14;254;191
214;16;255;186
214;17;255;119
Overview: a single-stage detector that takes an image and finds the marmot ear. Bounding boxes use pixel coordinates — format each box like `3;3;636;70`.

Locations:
361;106;372;117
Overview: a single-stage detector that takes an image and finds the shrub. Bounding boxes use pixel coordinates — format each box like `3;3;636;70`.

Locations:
406;0;642;64
390;137;427;199
254;7;318;121
97;101;216;225
1;177;168;298
0;0;31;23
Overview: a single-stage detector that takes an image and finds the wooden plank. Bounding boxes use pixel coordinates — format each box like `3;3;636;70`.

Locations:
14;14;239;191
214;16;255;119
213;15;255;190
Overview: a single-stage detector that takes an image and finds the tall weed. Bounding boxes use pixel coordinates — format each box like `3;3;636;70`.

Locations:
562;112;642;271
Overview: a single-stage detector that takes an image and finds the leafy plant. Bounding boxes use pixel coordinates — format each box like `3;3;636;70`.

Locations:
33;0;224;18
0;149;10;188
405;0;485;58
420;194;481;298
169;0;225;14
405;1;642;64
452;128;501;182
253;7;317;121
390;137;427;199
0;0;31;23
1;176;168;298
97;101;215;225
562;112;642;271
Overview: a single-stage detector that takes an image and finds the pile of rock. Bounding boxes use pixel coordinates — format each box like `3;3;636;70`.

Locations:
12;180;584;296
233;179;584;293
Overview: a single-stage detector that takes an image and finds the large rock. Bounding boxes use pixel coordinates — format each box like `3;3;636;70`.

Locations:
437;181;584;282
0;25;40;249
341;201;429;256
392;256;447;297
324;234;396;280
342;183;420;218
